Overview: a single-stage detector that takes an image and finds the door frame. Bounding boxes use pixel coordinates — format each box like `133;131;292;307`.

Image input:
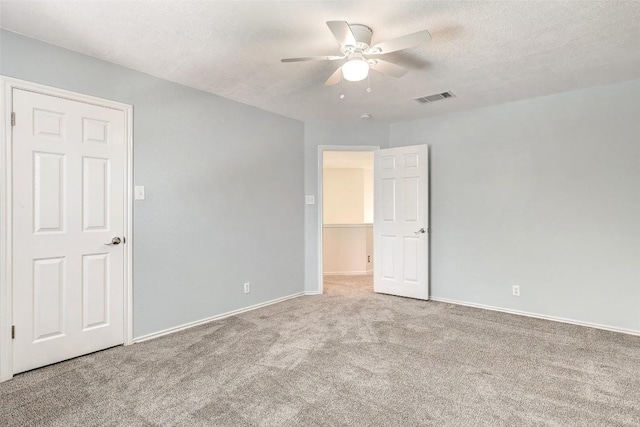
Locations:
317;145;379;294
0;76;134;382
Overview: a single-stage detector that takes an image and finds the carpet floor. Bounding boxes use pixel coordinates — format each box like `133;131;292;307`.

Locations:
1;274;639;426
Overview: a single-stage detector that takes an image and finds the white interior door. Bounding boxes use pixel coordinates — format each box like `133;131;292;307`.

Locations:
374;145;429;299
12;88;126;374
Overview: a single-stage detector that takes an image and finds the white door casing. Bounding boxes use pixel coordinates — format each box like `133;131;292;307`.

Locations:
1;79;133;379
374;145;429;299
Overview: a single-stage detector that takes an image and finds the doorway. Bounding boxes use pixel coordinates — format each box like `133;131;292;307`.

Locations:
319;148;377;294
317;144;430;300
0;77;133;381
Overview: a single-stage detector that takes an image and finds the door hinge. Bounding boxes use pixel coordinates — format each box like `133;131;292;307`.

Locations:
11;112;15;127
11;325;15;339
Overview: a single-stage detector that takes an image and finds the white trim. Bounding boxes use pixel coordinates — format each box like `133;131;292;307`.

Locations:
304;291;322;296
430;296;640;337
124;103;134;347
133;292;306;343
323;223;373;229
0;77;13;382
0;76;134;382
317;145;379;295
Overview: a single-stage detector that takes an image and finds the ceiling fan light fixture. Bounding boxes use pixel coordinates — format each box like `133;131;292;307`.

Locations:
342;57;369;82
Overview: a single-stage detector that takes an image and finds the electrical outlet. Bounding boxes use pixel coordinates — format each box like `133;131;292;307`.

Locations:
244;282;250;294
512;285;520;297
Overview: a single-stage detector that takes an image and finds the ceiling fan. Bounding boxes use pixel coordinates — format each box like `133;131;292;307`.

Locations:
281;21;431;86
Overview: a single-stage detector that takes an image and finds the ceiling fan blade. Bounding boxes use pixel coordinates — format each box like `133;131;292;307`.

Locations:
281;55;344;63
369;60;409;78
326;21;357;47
324;67;343;86
369;30;432;54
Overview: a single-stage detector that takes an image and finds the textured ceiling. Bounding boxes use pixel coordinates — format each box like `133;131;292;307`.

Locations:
2;1;640;123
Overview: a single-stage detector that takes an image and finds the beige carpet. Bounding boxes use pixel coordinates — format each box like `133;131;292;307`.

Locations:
1;274;639;426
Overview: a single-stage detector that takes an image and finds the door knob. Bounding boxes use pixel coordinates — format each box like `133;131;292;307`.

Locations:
415;228;426;234
106;237;122;245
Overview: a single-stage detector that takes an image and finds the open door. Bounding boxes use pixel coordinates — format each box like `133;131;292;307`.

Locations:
373;145;429;299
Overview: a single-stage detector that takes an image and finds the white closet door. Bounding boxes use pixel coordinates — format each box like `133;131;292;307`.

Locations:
12;89;126;374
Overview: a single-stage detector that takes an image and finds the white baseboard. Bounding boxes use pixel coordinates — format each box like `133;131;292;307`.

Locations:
305;291;322;295
133;292;305;343
430;296;640;337
323;271;371;276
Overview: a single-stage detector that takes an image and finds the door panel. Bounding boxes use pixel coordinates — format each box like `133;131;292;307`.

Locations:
83;157;110;231
403;237;419;283
12;89;125;374
34;108;65;138
381;179;396;221
403;177;420;222
33;257;66;341
82;253;110;330
82;118;109;144
34;152;66;233
374;145;429;300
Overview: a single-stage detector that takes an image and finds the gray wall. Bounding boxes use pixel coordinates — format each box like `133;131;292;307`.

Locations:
304;122;389;292
1;30;305;338
3;30;638;336
391;79;640;332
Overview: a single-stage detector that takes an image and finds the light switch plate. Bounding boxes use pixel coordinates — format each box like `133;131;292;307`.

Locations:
135;186;145;200
305;195;315;205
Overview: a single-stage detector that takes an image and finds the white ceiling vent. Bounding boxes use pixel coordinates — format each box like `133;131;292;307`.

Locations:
414;91;455;104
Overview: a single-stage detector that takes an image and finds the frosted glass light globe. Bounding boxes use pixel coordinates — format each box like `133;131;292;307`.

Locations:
342;58;369;82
